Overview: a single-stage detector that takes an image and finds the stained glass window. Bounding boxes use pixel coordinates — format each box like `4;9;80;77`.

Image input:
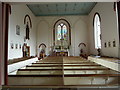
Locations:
63;25;67;40
57;25;62;40
57;23;67;41
54;19;71;46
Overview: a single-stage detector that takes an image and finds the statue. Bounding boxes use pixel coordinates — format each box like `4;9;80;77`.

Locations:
38;43;47;59
22;43;27;57
26;22;30;40
97;48;101;56
78;43;87;58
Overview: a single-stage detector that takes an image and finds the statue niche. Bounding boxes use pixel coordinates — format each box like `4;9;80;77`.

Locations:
24;14;32;40
78;43;87;59
38;43;47;60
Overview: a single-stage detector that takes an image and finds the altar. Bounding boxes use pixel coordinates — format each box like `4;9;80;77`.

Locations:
53;35;70;56
53;45;69;56
56;51;68;56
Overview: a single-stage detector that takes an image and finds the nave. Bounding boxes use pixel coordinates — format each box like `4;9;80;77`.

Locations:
8;56;119;87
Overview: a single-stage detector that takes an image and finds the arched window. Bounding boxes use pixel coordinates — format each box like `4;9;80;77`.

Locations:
53;19;71;47
57;23;67;41
93;13;101;49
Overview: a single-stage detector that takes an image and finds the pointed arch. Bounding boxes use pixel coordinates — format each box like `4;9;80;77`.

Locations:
93;12;101;49
53;19;71;46
24;14;32;28
39;43;47;48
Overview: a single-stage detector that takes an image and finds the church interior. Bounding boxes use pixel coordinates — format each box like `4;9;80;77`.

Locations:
0;1;120;90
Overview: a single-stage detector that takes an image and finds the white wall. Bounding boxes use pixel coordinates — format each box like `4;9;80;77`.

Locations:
36;16;89;56
8;5;37;59
8;2;119;58
88;2;119;58
8;57;38;74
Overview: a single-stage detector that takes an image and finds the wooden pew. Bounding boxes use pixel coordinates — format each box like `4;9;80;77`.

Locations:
8;74;120;85
64;74;119;85
26;65;63;69
26;65;105;69
34;62;96;64
17;68;117;75
8;56;120;86
17;69;63;75
8;75;63;85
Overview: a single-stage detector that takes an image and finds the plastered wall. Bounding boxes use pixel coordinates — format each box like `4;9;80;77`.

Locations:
8;5;37;59
36;16;89;56
88;2;119;57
